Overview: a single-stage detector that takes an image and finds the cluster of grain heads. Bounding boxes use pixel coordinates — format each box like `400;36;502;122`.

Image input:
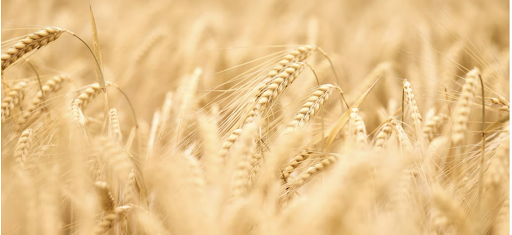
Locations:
221;46;317;158
283;84;339;134
246;62;306;124
1;27;66;72
257;45;318;91
250;45;319;109
0;11;508;234
1;81;27;123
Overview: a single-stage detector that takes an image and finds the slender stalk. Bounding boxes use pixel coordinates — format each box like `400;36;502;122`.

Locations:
476;74;486;235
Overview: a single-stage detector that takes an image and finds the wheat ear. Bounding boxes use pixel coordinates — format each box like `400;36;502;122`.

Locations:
260;45;317;81
389;119;411;149
70;101;86;126
1;81;27;123
245;46;318;122
451;68;479;145
373;121;393;151
348;108;368;147
246;62;306;124
94;181;115;212
109;108;122;143
281;150;313;184
284;154;337;197
123;169;138;205
70;82;111;124
14;129;34;171
92;206;131;235
72;83;107;110
17;74;69;126
423;113;448;142
246;153;263;190
490;95;510;112
219;128;243;158
250;45;317;112
1;27;66;71
283;84;339;134
230;123;258;199
403;79;423;139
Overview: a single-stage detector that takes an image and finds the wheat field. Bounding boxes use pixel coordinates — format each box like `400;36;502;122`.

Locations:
1;0;510;234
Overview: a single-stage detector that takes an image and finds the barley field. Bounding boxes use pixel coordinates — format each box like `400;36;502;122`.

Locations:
1;0;510;234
